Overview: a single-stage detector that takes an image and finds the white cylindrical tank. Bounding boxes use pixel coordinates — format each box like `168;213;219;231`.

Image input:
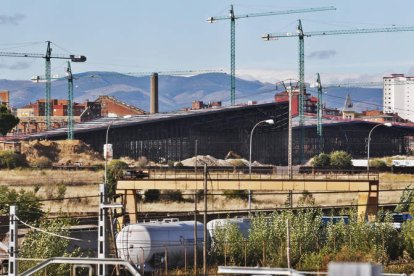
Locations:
116;220;203;270
207;218;251;241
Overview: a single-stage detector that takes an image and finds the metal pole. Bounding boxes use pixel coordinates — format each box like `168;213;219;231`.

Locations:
288;85;293;180
286;218;291;269
367;124;382;174
203;164;208;276
104;122;113;185
249;120;269;212
8;205;17;276
195;139;198;174
98;184;106;276
194;190;198;275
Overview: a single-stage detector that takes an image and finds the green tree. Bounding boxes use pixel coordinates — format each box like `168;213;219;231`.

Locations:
0;151;26;169
106;159;128;200
19;215;81;275
0;186;43;223
0;104;19;135
329;151;352;169
395;185;414;213
312;153;330;168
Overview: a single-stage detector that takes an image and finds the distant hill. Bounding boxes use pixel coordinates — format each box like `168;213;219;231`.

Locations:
0;72;383;112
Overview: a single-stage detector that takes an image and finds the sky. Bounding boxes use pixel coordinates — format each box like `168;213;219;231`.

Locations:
1;0;414;85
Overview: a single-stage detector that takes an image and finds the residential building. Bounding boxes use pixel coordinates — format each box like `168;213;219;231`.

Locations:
383;74;414;122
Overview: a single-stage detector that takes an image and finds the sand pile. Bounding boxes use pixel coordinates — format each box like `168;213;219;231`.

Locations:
180;155;264;167
21;140;103;165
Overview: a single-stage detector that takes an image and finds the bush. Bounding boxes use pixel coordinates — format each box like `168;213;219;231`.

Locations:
223;190;248;200
106;159;128;200
312;153;330;168
144;189;160;202
162;190;183;202
56;183;67;199
369;159;387;169
0;151;26;169
30;156;52;168
329;151;352;168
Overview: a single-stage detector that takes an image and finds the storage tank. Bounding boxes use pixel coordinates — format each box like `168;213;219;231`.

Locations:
116;220;203;270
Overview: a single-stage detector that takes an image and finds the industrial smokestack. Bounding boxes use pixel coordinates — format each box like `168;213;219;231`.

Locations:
150;73;159;114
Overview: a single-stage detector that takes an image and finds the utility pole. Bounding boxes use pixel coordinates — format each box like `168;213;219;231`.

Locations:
286;218;291;269
194;190;198;275
316;73;323;153
203;164;208;275
8;206;17;276
98;184;107;276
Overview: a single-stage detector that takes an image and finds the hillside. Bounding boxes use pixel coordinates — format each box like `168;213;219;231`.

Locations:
0;72;383;112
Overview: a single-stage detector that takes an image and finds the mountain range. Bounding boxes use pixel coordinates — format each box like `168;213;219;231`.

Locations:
0;72;383;113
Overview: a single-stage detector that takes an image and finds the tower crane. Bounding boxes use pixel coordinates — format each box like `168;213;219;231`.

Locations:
207;6;336;106
124;69;224;77
0;41;86;130
31;62;75;140
263;23;414;162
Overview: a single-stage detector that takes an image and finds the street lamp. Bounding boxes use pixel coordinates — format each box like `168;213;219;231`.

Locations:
367;122;392;173
248;119;274;211
249;119;275;174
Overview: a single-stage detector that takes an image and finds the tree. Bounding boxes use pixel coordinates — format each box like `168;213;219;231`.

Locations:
18;215;81;275
0;104;19;135
0;186;43;223
312;153;330;168
329;151;352;169
106;159;128;200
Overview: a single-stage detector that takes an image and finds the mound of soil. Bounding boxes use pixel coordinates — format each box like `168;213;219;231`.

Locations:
21;140;103;165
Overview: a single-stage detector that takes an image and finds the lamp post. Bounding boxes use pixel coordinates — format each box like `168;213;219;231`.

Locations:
104;121;115;186
248;119;274;210
367;122;392;173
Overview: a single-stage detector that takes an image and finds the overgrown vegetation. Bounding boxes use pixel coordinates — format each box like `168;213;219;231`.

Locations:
223;190;249;200
0;151;26;169
0;104;19;135
210;209;412;272
0;186;43;223
18;214;81;275
106;159;128;200
312;151;352;168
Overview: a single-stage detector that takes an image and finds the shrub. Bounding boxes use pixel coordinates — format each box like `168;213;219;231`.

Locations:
329;151;352;168
369;159;387;169
106;159;128;200
175;161;184;167
312;153;330;168
0;151;26;169
56;183;67;199
144;189;160;202
30;156;52;168
161;190;183;202
223;190;248;200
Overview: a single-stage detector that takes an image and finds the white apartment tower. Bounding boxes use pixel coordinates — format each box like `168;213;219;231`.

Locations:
383;74;414;122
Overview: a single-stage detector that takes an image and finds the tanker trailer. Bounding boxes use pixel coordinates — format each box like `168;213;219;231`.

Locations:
116;220;204;271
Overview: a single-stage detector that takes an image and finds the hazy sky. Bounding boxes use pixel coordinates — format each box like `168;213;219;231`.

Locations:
1;0;414;84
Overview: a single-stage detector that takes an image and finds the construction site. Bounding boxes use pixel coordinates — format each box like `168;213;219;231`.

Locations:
1;2;414;276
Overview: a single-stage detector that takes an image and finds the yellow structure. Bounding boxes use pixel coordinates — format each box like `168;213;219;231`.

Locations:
116;171;379;225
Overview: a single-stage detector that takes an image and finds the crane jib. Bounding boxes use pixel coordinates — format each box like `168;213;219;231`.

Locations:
0;52;86;62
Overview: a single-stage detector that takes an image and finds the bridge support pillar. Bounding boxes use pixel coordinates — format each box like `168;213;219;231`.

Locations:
357;181;379;222
116;189;138;229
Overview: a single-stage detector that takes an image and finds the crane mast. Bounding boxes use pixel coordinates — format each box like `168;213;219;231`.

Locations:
230;5;236;105
45;41;52;130
66;62;74;140
208;5;336;105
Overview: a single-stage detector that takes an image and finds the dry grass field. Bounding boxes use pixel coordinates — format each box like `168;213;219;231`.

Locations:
0;169;413;214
